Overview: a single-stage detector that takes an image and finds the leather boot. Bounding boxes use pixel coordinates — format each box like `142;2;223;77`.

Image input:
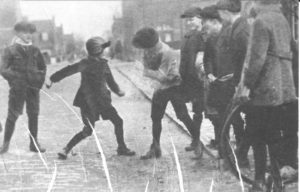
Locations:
58;147;71;160
117;145;136;156
0;118;17;154
28;115;46;153
140;142;161;160
30;140;46;153
0;142;10;154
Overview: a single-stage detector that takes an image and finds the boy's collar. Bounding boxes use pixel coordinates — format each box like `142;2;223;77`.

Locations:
11;36;32;46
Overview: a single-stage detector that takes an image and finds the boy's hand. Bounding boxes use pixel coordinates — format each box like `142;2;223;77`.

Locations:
45;78;53;89
117;90;125;97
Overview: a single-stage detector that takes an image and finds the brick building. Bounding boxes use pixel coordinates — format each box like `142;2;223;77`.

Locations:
31;18;65;63
112;0;217;60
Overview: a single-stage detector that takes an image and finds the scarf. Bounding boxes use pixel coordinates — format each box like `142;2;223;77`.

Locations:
11;36;32;46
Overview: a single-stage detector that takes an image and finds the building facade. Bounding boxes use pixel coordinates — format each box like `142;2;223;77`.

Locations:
0;0;22;51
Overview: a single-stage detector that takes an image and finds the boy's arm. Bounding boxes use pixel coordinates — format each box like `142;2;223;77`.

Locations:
242;19;269;90
36;49;46;73
105;64;122;95
50;61;85;83
143;67;166;82
0;48;16;81
162;52;181;84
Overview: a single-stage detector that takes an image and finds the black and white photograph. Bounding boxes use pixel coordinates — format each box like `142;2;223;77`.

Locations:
0;0;298;191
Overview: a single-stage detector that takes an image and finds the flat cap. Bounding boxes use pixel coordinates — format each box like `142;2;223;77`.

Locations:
14;21;36;33
200;5;221;21
215;0;241;13
132;27;159;49
180;7;202;18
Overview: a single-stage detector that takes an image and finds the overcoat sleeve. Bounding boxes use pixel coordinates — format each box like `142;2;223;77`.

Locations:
50;60;85;83
233;28;249;84
243;19;269;89
105;63;121;94
161;52;181;84
0;48;15;81
36;49;46;73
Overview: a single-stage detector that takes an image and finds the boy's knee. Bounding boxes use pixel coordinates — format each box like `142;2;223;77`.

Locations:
7;110;20;122
82;126;93;137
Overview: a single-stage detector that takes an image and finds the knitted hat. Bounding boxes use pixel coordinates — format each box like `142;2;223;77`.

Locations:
180;7;202;18
200;5;221;21
86;37;111;56
215;0;241;13
14;21;36;33
132;27;159;49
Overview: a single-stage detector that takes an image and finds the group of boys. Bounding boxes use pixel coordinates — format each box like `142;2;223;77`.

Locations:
132;0;298;191
0;0;297;191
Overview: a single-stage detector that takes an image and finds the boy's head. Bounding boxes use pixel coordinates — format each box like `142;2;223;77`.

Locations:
14;21;36;43
132;27;163;70
215;0;241;22
200;5;222;35
181;7;203;31
132;27;159;49
86;37;111;56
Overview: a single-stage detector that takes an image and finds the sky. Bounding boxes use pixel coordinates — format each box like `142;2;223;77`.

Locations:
20;1;122;40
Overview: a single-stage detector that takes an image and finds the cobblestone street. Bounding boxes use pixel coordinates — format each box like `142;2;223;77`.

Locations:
0;60;293;192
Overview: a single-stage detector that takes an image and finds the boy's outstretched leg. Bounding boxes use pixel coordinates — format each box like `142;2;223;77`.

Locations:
58;126;92;160
108;111;135;156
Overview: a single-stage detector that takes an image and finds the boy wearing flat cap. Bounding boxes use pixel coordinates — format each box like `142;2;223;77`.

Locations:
132;27;203;159
213;0;248;157
49;37;135;159
179;7;206;152
0;21;46;153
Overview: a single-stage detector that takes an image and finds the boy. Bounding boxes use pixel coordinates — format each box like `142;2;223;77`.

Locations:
132;28;203;159
0;21;46;153
49;37;135;159
179;7;206;151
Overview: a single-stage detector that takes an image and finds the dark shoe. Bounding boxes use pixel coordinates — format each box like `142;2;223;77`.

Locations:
58;147;70;160
193;142;204;159
117;147;136;156
185;140;199;152
141;145;161;160
0;142;9;154
30;142;46;153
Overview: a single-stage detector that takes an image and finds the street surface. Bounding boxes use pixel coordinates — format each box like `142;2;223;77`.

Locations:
0;60;296;192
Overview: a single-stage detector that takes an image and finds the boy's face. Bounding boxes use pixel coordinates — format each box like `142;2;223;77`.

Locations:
16;31;33;43
186;16;202;31
202;19;221;34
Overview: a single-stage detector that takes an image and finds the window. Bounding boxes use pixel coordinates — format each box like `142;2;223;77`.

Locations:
42;32;49;41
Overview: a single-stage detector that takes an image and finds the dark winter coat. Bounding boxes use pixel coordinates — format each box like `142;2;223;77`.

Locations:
204;23;233;78
50;57;121;120
242;4;297;106
0;44;46;89
180;30;205;100
180;30;205;81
